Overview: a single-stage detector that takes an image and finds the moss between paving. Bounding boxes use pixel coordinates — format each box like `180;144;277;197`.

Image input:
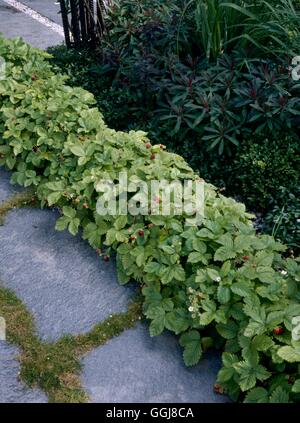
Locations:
0;284;142;403
0;189;37;225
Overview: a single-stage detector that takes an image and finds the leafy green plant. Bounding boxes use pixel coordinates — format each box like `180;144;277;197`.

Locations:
263;188;300;252
1;35;300;403
194;0;249;60
158;54;300;154
227;135;300;210
193;0;300;60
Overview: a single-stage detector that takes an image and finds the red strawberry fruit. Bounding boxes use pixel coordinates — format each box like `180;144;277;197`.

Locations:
273;327;284;335
213;384;224;394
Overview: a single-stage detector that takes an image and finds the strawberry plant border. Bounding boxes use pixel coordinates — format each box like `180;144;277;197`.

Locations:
1;35;300;403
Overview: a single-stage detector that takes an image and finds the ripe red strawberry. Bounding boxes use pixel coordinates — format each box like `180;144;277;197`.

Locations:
273;327;284;335
145;143;151;149
150;153;156;160
103;255;110;262
213;384;224;394
138;229;144;237
82;203;89;209
242;255;250;261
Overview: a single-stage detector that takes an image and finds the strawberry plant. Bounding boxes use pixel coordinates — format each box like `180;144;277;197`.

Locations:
1;35;300;402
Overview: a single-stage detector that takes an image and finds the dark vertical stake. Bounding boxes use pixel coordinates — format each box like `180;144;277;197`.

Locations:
88;0;96;47
59;0;71;48
70;0;81;48
96;0;105;40
79;0;88;45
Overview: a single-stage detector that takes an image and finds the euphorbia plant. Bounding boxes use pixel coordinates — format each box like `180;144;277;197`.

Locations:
1;35;300;402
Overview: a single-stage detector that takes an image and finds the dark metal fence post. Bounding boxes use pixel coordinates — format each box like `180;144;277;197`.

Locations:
59;0;71;48
70;0;81;48
78;0;88;45
59;0;107;49
96;0;106;38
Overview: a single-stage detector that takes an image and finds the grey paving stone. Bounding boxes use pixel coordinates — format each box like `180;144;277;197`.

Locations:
0;341;47;403
0;167;22;203
20;0;62;25
81;323;229;403
0;206;136;342
0;0;63;49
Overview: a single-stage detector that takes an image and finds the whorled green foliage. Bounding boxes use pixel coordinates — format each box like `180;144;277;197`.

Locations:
1;35;300;402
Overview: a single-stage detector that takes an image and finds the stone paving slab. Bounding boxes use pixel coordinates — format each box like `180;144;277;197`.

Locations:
0;167;21;203
0;0;63;49
82;324;228;403
20;0;62;25
0;341;47;403
0;168;135;342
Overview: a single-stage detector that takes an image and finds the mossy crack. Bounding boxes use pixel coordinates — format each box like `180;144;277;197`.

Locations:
0;189;38;225
0;285;142;403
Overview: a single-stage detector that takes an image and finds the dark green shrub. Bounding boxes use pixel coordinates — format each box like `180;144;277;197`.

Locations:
158;54;300;154
263;188;300;252
227;136;300;210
